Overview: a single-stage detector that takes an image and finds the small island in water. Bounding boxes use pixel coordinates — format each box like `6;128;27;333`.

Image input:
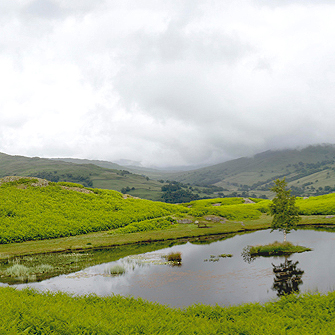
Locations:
244;241;312;257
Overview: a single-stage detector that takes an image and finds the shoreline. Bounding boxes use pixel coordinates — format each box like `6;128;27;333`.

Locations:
0;214;334;261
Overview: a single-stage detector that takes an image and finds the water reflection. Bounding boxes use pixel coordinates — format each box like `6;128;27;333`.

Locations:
272;258;304;297
2;229;335;307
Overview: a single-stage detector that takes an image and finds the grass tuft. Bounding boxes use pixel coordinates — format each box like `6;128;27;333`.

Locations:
105;264;126;275
166;252;182;264
5;264;31;277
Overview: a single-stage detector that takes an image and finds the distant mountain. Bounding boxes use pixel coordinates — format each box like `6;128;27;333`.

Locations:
170;144;335;198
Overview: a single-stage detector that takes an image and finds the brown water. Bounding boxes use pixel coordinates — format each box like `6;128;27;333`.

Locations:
1;229;335;307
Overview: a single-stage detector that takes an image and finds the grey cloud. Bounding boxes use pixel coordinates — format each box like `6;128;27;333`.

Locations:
23;0;63;19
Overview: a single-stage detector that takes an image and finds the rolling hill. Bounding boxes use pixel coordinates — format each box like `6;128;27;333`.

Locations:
170;144;335;198
2;144;335;201
0;152;164;201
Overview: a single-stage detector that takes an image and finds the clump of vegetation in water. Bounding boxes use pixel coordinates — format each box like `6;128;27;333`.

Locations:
165;252;182;265
105;264;125;275
3;263;54;282
218;254;233;258
5;264;31;278
243;241;311;258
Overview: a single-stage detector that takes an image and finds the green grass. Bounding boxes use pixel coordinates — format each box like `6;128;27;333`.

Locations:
1;287;335;334
0;178;185;244
247;241;312;257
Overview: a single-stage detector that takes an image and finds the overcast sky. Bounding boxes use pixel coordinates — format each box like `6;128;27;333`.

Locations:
1;0;335;167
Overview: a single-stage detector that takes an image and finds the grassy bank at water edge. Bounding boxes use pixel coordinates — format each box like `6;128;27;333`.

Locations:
1;287;335;334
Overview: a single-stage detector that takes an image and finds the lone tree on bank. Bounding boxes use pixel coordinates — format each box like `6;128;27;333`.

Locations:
269;178;301;242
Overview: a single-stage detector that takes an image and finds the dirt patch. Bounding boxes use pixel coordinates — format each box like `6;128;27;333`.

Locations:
0;176;50;187
60;186;93;194
176;219;193;224
205;216;226;223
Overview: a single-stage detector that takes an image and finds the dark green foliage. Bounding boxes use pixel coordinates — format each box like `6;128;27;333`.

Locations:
269;178;301;240
161;181;200;203
32;171;93;187
2;287;335;334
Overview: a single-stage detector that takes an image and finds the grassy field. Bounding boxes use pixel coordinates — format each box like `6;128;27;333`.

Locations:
1;287;335;334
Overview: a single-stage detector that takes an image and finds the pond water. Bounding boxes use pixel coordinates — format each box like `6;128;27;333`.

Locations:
1;228;335;307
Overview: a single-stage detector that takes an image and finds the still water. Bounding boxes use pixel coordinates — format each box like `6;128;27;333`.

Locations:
2;229;335;307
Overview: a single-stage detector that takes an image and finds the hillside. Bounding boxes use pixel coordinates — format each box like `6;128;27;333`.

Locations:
0;177;185;244
0;153;164;201
3;144;335;201
170;144;335;198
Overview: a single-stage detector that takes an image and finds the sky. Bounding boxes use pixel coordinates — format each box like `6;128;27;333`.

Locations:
1;0;335;168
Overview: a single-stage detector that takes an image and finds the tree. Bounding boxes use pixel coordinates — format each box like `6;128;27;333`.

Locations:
269;178;301;241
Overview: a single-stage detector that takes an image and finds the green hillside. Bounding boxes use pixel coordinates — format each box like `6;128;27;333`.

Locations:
0;153;164;201
171;144;335;198
0;176;186;244
1;175;335;247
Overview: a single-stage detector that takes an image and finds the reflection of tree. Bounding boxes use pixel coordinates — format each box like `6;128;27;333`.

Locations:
272;258;304;297
241;246;255;263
